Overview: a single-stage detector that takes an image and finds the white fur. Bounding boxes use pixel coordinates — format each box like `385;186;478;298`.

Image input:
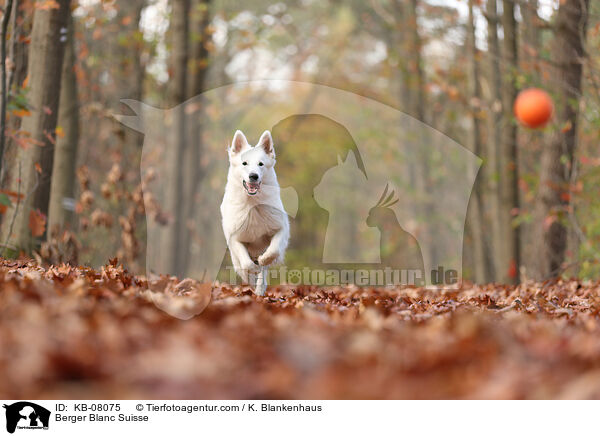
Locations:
220;130;290;295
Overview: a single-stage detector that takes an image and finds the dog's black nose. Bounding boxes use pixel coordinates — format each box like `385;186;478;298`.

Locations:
249;173;259;181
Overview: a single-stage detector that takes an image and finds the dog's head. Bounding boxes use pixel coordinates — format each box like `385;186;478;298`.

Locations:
228;130;276;196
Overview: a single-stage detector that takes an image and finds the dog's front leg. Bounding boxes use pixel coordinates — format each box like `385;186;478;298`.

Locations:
229;238;259;284
258;227;288;266
255;266;268;296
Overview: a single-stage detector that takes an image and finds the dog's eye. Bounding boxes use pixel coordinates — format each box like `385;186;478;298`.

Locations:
258;162;264;166
242;162;247;166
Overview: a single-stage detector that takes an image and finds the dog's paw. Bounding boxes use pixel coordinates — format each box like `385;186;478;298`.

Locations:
258;250;279;266
240;259;260;273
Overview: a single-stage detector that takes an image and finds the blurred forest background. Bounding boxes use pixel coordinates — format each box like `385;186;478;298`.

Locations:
0;0;596;285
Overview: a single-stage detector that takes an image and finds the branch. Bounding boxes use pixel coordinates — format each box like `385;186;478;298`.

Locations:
6;0;19;97
369;0;395;27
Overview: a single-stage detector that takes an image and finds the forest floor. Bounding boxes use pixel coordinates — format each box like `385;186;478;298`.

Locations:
1;258;600;399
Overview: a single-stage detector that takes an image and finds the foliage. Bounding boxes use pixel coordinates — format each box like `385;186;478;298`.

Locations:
2;259;600;398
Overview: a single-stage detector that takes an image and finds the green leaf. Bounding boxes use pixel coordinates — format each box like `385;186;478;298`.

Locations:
0;193;11;207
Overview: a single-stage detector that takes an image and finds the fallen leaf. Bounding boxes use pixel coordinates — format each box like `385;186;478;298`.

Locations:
29;209;47;237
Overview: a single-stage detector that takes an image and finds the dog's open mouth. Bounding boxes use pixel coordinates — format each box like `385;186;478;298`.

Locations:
243;180;261;196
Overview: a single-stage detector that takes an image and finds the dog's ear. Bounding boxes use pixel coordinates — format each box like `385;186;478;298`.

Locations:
230;130;248;154
258;130;275;157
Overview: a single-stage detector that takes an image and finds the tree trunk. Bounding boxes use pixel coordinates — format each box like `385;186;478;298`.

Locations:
484;0;503;281
518;0;548;278
403;0;437;280
0;0;31;213
406;0;425;122
0;0;15;175
48;15;79;237
0;0;71;253
165;0;189;276
113;0;146;270
498;0;520;283
115;0;145;149
188;0;211;99
532;0;589;279
6;0;28;95
181;0;211;276
466;0;487;283
389;0;409;113
521;0;540;70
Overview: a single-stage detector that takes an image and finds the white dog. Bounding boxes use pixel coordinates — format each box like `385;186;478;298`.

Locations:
220;130;289;295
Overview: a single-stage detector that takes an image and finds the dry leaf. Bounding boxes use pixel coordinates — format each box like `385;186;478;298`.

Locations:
29;209;47;237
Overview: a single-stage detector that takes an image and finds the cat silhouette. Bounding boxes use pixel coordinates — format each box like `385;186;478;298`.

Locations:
313;152;380;264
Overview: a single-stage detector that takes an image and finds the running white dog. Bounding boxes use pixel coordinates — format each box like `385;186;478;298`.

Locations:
220;130;289;295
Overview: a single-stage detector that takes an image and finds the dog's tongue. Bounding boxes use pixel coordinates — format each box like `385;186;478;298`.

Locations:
247;182;259;193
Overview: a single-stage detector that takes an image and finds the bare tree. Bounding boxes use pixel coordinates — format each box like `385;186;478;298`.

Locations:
466;0;487;283
406;0;425;122
181;0;212;276
48;15;79;236
405;0;437;277
483;0;503;281
521;0;540;69
165;0;190;276
498;0;520;283
532;0;589;279
115;0;146;150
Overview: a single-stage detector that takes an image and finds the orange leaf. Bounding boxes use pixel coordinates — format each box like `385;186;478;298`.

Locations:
507;259;517;279
55;126;65;138
36;0;60;10
29;209;46;237
561;120;573;133
543;215;557;230
11;109;31;117
34;163;42;174
0;190;24;200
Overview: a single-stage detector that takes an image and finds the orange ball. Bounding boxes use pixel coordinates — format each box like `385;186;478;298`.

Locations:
514;88;554;128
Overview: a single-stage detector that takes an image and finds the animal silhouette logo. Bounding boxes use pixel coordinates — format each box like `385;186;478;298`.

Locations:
313;151;380;264
3;402;50;434
273;114;367;267
312;145;426;282
116;79;481;295
366;183;425;283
